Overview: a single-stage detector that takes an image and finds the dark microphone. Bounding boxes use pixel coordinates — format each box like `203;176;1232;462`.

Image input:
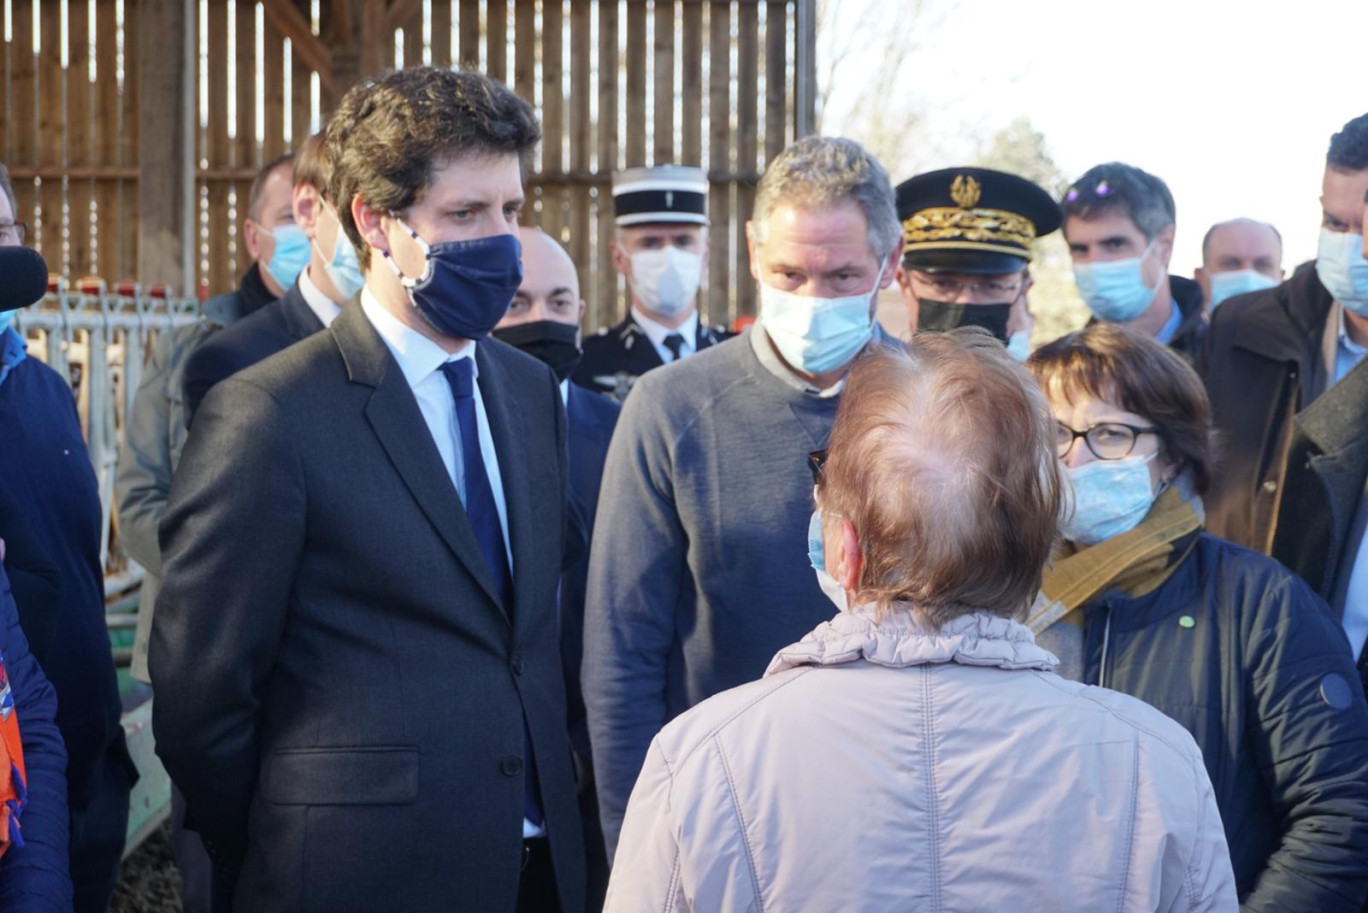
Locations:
0;246;49;312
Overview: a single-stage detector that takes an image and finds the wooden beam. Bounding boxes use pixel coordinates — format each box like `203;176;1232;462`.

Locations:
386;0;424;33
138;0;193;292
362;0;387;78
260;0;335;90
326;0;354;47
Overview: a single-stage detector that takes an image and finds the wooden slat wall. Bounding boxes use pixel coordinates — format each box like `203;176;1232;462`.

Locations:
3;0;136;284
2;0;813;318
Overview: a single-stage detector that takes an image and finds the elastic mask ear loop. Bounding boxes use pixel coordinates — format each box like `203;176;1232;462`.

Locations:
378;214;433;289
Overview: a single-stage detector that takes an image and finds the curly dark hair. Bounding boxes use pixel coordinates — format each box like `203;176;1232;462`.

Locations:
1327;113;1368;172
326;67;541;266
1060;162;1175;243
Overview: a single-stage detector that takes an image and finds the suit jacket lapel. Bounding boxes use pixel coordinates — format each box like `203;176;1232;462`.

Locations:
1295;358;1368;579
332;304;509;617
476;343;539;626
280;283;325;341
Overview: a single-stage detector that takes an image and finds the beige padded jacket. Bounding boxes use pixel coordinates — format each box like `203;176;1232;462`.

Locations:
606;607;1237;913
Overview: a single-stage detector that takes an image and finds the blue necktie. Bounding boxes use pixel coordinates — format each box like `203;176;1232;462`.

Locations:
439;357;543;827
439;358;514;611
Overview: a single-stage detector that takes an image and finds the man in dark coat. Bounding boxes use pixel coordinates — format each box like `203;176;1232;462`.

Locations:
1061;162;1206;360
572;166;728;401
493;227;620;911
182;132;359;427
0;167;135;913
1201;112;1368;686
892;166;1063;358
150;67;585;912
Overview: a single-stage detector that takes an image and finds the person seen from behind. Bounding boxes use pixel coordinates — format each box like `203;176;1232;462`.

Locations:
605;330;1237;912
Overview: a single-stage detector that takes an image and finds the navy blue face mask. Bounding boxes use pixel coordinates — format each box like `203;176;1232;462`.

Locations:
381;216;524;340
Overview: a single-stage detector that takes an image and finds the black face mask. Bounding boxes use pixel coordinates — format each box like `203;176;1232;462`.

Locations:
491;319;581;382
916;299;1013;344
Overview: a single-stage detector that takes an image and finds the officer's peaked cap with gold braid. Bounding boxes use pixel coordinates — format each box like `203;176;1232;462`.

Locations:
896;167;1063;274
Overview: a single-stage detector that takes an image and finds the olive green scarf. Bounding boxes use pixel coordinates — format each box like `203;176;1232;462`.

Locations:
1027;482;1204;680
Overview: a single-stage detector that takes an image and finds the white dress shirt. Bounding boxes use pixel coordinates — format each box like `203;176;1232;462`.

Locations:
360;290;512;571
361;290;545;837
299;267;344;327
631;305;698;364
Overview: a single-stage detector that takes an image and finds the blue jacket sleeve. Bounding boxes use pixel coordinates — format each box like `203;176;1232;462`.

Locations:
0;490;62;665
0;563;72;912
1242;572;1368;912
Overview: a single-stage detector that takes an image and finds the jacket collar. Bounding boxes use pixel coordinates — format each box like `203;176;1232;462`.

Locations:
1169;275;1206;343
1298;356;1368;456
278;280;327;341
765;606;1058;677
1230;264;1333;365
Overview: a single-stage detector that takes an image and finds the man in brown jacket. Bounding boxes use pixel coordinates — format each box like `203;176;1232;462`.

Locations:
1201;112;1368;685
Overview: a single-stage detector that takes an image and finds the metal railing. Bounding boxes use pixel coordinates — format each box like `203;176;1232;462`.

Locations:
13;280;201;595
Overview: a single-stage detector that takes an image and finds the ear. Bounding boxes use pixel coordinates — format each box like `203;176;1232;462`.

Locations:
1020;272;1035;298
576;298;586;322
609;238;632;276
745;221;760;281
293;183;320;238
242;219;263;261
353;195;390;257
1155;224;1177;268
879;244;902;290
828;516;863;595
896;263;919;301
1193;266;1206;284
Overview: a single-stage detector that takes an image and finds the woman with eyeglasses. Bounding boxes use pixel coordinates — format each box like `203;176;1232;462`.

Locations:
1027;323;1368;911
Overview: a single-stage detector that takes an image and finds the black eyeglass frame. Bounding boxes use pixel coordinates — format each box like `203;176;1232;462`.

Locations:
808;449;828;486
1055;422;1159;461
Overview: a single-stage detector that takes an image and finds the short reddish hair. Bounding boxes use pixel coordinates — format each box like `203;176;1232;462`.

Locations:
1027;323;1214;494
820;331;1061;623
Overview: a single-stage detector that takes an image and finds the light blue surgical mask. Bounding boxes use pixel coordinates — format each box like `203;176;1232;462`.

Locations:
1315;228;1368;315
758;264;883;375
316;233;365;301
807;508;849;612
1061;452;1159;546
264;223;311;291
1072;243;1161;323
1006;329;1032;361
1207;269;1279;310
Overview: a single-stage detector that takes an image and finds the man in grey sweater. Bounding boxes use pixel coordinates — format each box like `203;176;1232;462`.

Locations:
584;136;904;858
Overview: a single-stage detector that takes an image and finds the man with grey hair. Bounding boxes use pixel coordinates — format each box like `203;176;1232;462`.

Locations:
583;135;901;858
1061;162;1206;358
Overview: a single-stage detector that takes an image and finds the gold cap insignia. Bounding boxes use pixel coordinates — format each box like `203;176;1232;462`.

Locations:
950;174;982;209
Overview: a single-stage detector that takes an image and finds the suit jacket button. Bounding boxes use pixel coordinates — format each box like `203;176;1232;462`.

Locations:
501;755;524;776
510;653;524;676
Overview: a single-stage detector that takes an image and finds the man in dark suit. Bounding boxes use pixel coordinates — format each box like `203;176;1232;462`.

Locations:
572;166;729;401
492;227;619;909
150;67;585;912
183;132;360;427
